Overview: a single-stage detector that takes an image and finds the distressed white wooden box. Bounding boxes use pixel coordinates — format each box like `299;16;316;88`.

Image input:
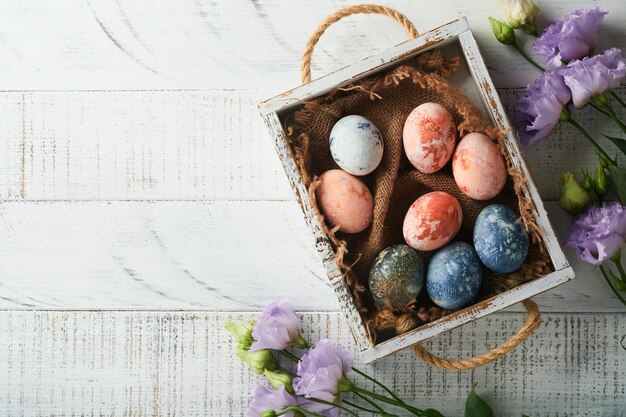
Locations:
259;18;575;363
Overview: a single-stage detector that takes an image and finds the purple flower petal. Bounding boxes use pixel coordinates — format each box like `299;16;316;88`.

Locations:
515;70;571;146
563;48;626;108
534;7;607;68
248;386;298;417
566;202;626;265
293;339;354;405
251;298;303;351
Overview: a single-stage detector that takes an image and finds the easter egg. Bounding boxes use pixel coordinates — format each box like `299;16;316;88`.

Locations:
452;132;507;200
403;102;457;174
403;191;463;251
473;204;529;273
426;241;483;310
329;115;384;176
316;169;374;234
369;244;425;309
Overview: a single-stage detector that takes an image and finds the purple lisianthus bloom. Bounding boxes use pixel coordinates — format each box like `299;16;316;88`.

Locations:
516;70;572;146
566;202;626;265
562;48;626;108
293;339;354;405
248;385;298;417
534;7;607;68
251;298;308;351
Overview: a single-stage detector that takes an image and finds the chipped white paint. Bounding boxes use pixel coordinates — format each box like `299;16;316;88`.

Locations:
260;18;574;362
0;311;624;416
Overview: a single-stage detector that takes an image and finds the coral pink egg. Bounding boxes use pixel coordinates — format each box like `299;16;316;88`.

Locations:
452;132;507;200
316;169;374;234
403;192;463;251
403;103;457;174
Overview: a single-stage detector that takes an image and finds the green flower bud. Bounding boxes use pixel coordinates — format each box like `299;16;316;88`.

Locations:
599;154;610;169
594;164;610;196
336;376;355;394
559;172;591;215
581;170;593;191
223;320;255;350
264;370;295;394
236;346;278;375
260;411;278;417
489;17;516;45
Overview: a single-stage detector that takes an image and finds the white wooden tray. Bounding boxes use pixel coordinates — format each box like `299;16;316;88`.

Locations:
259;17;574;363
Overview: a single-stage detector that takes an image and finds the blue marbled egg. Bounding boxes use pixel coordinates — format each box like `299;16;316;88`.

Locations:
329;115;384;176
369;244;424;309
426;242;482;310
473;204;529;273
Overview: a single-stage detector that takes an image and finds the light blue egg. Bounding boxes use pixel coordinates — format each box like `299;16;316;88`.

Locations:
329;115;384;176
473;204;529;273
426;242;482;310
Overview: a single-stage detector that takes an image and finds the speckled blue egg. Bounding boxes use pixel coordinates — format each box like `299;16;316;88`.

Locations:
426;242;482;310
369;244;425;309
329;115;384;176
473;204;529;273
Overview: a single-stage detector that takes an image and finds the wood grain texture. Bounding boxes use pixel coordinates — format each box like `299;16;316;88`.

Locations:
0;89;624;202
0;201;622;312
0;0;624;90
0;311;624;416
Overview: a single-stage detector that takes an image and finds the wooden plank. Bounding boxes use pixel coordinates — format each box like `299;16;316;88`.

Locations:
1;89;624;201
0;0;623;90
0;311;623;416
0;200;621;312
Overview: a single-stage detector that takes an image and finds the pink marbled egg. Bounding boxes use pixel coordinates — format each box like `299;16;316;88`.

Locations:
316;169;374;234
403;191;463;251
403;103;457;174
452;132;507;200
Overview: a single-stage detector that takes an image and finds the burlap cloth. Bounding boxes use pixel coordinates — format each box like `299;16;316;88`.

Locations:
284;50;553;344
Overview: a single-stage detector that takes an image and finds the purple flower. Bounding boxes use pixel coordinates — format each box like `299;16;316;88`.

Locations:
248;386;298;417
566;202;626;265
293;339;354;404
516;70;572;146
251;298;308;351
248;385;338;417
534;7;607;68
562;48;626;108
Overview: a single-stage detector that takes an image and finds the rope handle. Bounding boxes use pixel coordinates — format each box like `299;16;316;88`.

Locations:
301;4;419;84
413;300;541;370
301;4;542;370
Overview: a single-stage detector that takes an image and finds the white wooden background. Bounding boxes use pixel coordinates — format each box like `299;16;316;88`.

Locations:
0;1;624;416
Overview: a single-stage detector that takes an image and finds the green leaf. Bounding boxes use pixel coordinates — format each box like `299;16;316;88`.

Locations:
465;386;494;417
607;164;626;205
423;409;445;417
614;277;626;292
602;134;626;157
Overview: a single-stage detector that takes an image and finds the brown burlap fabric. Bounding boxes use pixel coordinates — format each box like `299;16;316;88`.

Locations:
284;51;553;344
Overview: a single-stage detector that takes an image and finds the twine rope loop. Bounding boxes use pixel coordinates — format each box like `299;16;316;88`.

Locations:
413;300;541;370
301;4;419;84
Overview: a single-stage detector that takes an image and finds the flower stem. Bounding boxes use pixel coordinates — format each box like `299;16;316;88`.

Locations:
353;391;386;413
599;265;626;306
275;406;327;417
611;91;626;108
567;118;616;166
512;42;545;71
598;102;626;136
281;350;300;363
352;386;428;416
308;398;360;417
352;367;402;403
343;398;390;415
